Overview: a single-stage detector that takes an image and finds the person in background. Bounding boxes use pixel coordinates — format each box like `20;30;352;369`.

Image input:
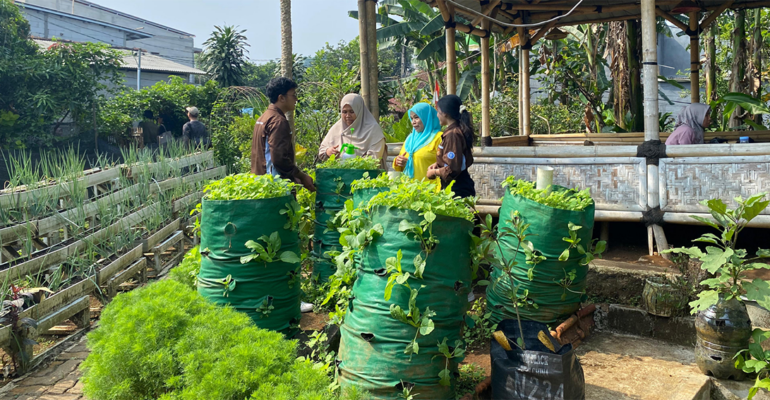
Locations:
157;115;170;148
393;102;442;185
251;77;315;192
665;103;711;145
139;110;160;150
182;107;210;148
318;94;387;168
426;95;476;198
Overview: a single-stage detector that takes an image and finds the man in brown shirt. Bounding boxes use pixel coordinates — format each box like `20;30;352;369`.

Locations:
251;77;315;192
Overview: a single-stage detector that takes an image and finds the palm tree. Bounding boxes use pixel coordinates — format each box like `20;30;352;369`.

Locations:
280;0;292;79
199;25;249;87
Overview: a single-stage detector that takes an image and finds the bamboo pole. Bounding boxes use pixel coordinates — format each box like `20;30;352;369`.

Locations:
520;28;531;136
446;6;457;95
706;21;717;102
366;0;379;119
642;0;668;258
699;0;734;32
655;8;689;33
358;0;371;111
690;11;700;103
471;0;501;26
481;19;491;145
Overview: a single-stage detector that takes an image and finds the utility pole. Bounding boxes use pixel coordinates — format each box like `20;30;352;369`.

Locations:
136;49;142;90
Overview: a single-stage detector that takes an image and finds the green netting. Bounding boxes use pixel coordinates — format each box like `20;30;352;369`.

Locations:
487;188;595;325
313;168;382;282
338;206;473;400
198;196;301;337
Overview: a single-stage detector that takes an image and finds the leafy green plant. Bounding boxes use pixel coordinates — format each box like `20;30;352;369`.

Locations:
169;247;201;290
664;193;770;314
316;154;381;170
80;280;334;400
463;298;497;351
203;174;295;201
434;337;464;386
242;232;301;266
735;329;770;400
455;363;486;400
503;178;594;211
366;180;476;222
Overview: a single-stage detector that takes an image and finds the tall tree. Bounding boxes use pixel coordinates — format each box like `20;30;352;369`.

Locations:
200;26;250;87
280;0;293;79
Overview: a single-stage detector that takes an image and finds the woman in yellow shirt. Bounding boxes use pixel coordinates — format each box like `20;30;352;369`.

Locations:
393;102;442;185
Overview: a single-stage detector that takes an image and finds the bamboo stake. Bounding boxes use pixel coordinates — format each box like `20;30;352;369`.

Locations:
366;0;379;119
471;0;501;26
446;6;457;95
690;11;700;103
520;28;531;137
481;19;491;145
358;0;371;111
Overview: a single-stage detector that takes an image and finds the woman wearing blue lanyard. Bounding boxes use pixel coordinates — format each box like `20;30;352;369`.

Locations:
426;95;476;198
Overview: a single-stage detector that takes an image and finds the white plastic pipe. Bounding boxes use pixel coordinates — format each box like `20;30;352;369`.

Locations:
536;166;554;193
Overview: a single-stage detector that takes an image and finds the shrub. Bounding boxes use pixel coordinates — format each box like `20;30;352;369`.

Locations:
80;280;333;400
168;247;200;290
366;179;476;221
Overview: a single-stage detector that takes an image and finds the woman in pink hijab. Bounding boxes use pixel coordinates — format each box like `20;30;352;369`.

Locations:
666;103;711;145
318;94;387;168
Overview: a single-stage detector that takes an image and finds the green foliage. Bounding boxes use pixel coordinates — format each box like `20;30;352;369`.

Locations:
736;329;770;400
99;77;220;141
455;363;486;399
168;247;201;290
242;232;301;265
316;155;381;170
0;0;123;147
199;25;250;87
243;60;279;91
203;174;294;200
503;178;594;211
382;112;414;143
81;280;333;400
366;180;476;221
350;172;397;192
664;193;770;314
463;298;497;351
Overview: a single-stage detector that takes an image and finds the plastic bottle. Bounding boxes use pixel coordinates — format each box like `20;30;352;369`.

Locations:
340;143;358;160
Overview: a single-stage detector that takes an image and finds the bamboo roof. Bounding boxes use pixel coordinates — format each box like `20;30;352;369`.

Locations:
425;0;770;34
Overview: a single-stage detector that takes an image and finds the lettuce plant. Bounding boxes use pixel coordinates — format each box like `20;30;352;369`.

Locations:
203;174;294;201
503;178;593;211
316;154;381;170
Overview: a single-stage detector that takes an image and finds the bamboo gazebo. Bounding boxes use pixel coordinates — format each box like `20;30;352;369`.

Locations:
355;0;770;256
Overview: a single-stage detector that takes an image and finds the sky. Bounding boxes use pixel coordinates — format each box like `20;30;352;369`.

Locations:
93;0;362;62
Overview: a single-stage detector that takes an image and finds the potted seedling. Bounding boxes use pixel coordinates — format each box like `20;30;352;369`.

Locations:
665;193;770;380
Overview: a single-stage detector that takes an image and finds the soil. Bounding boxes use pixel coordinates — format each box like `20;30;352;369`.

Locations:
301;311;329;331
462;341;491;378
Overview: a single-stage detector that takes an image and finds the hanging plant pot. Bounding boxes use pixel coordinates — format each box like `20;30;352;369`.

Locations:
695;296;751;380
642;277;688;317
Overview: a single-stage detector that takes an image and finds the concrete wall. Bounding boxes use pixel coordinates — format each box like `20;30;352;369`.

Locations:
21;7;126;46
17;0;195;67
121;70;191;90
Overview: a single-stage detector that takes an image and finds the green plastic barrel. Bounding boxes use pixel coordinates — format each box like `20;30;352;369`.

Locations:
197;196;301;337
487;188;595;324
338;206;473;399
313;168;382;282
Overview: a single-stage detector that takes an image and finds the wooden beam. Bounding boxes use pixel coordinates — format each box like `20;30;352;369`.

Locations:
700;0;734;32
529;19;558;45
655;7;689;33
690;11;700;103
446;10;457;95
471;0;502;26
519;25;531;137
481;19;491;145
366;0;379;119
435;0;451;22
555;14;642;28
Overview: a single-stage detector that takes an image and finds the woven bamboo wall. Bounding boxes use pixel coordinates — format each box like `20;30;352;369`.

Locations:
659;155;770;215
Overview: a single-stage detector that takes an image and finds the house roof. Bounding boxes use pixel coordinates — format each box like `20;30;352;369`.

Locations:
33;38;205;75
426;0;770;33
15;2;153;41
72;0;194;37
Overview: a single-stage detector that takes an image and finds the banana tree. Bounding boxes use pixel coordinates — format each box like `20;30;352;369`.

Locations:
709;92;770;132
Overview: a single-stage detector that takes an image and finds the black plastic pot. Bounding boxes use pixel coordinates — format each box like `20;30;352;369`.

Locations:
695;296;751;380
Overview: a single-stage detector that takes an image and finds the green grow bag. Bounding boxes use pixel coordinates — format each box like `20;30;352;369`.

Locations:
487;188;595;325
352;187;389;209
313;168;382;282
198;196;301;337
338;206;473;400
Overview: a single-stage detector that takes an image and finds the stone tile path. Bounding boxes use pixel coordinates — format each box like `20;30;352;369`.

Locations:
0;336;88;400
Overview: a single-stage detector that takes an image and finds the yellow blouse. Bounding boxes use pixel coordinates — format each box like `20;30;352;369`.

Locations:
393;132;442;187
